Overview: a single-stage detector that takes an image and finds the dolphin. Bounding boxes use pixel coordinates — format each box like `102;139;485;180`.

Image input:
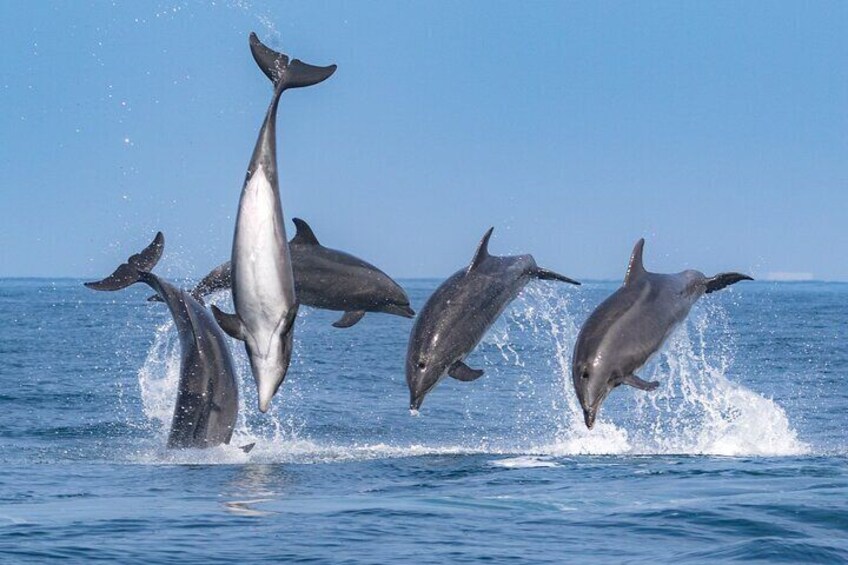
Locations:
406;228;580;412
211;33;336;413
84;233;239;449
572;238;753;429
165;218;415;328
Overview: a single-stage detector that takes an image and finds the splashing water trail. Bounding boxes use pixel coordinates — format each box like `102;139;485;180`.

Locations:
628;304;809;456
135;291;311;457
509;284;808;456
135;282;807;462
137;318;181;436
505;285;632;455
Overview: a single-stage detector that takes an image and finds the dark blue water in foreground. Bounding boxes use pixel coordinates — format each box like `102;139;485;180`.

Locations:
1;278;846;562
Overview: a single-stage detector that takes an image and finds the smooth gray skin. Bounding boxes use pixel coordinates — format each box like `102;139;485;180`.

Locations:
211;33;336;413
572;238;753;429
84;233;238;449
406;228;580;412
177;218;414;328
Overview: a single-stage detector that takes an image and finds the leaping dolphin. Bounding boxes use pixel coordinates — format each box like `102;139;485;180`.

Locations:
406;228;580;412
85;233;240;449
169;218;414;328
211;33;336;413
572;238;753;429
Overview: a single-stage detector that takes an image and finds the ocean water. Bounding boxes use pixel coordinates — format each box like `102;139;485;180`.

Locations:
0;278;846;563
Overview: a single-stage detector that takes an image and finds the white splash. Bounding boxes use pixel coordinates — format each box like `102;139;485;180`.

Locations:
134;282;808;465
137;318;180;433
515;284;809;457
628;308;809;456
491;456;559;469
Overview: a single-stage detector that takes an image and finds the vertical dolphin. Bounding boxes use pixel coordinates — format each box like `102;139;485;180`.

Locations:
571;239;753;429
85;233;239;449
212;33;336;413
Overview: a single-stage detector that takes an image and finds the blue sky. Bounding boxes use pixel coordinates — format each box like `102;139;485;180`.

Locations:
1;1;846;280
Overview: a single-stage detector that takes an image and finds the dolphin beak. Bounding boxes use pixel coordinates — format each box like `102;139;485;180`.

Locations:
583;407;596;430
409;395;423;414
385;303;416;318
258;387;275;413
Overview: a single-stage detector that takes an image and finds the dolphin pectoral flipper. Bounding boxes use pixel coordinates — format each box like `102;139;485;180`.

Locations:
85;232;164;292
332;311;366;328
211;305;246;341
530;267;581;286
704;272;754;294
448;361;484;382
623;374;660;391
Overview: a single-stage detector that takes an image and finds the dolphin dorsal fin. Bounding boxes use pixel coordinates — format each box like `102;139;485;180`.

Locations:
624;238;647;285
467;227;495;273
291;218;320;246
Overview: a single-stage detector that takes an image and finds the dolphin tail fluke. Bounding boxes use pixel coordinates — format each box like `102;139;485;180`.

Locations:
84;232;164;292
704;272;753;294
249;32;336;90
531;267;581;286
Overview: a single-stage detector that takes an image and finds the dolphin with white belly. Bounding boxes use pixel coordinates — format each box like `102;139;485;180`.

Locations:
85;233;240;449
572;238;753;429
211;33;336;412
406;228;580;412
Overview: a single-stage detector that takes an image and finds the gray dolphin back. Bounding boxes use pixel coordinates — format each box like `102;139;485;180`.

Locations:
571;238;752;429
288;218;415;327
406;227;579;411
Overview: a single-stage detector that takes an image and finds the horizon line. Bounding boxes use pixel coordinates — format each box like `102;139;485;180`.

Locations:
1;276;846;285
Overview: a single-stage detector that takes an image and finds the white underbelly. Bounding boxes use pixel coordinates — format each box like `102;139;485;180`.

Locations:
231;167;296;349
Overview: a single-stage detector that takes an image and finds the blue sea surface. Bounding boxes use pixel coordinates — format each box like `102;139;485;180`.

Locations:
0;278;846;563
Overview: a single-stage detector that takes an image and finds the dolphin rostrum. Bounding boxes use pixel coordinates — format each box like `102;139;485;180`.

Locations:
572;238;753;429
406;228;580;412
85;233;240;449
168;218;414;328
211;33;336;413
